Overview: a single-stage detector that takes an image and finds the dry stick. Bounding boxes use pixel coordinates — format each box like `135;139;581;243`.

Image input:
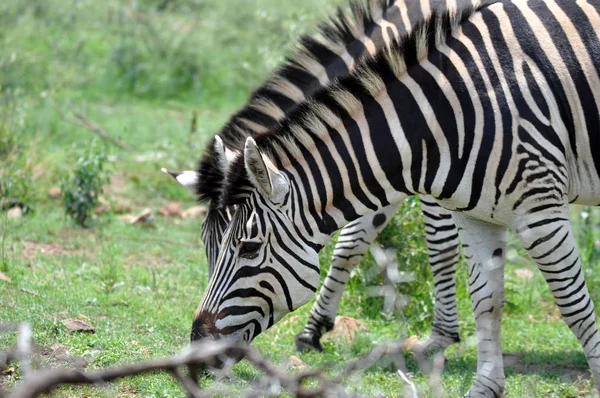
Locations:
397;369;418;398
19;288;39;297
169;367;206;398
16;323;32;377
8;340;244;398
57;107;132;151
7;339;337;398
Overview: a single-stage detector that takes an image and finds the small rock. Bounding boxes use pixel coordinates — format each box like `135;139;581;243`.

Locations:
166;202;181;216
130;208;153;225
182;206;207;219
48;187;62;199
7;207;22;219
62;318;95;333
288;355;308;370
0;271;11;282
159;202;182;217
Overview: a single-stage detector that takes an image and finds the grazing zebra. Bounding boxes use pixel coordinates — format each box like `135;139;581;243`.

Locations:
170;0;477;354
192;0;600;395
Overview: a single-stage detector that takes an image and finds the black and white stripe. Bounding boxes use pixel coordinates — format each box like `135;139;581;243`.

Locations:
194;0;475;353
194;0;600;395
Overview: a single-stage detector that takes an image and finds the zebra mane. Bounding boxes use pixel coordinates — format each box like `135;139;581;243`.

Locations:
221;3;482;207
195;0;395;204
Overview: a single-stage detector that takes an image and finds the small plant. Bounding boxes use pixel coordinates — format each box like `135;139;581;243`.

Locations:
0;166;35;215
61;140;108;227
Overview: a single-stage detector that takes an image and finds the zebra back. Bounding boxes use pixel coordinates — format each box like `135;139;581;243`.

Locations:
195;0;481;274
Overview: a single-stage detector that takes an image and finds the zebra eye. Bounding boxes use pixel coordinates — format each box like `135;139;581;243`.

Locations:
239;240;262;259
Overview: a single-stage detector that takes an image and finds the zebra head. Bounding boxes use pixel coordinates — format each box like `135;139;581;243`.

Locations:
192;137;321;344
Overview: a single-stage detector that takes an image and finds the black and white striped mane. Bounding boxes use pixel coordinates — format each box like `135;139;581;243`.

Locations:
195;0;399;205
220;4;480;207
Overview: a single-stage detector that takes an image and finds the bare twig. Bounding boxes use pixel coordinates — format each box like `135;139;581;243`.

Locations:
19;288;39;297
398;369;418;398
169;366;206;398
57;106;132;151
16;323;31;377
0;323;31;378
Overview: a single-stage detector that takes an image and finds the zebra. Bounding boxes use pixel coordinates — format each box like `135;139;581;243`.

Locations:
167;164;460;352
192;0;600;395
166;0;474;353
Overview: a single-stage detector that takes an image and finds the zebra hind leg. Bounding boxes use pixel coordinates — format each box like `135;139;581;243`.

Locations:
516;211;600;392
295;205;398;352
416;197;461;358
452;213;507;398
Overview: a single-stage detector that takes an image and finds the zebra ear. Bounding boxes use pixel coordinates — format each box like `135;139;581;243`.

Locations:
214;135;239;171
244;137;288;201
161;168;198;193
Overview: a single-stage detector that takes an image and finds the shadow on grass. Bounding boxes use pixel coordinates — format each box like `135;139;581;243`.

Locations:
405;350;591;382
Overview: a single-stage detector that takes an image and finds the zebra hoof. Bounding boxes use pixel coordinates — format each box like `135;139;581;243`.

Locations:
294;332;324;352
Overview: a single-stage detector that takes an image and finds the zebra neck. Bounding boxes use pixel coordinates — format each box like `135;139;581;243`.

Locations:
279;87;436;241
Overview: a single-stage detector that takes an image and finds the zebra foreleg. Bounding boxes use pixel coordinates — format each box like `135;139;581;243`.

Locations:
294;205;398;352
516;211;600;392
453;213;507;398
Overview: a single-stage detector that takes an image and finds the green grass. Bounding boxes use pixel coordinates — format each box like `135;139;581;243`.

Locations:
1;0;600;397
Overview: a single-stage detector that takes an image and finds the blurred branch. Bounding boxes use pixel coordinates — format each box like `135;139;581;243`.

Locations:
57;105;132;152
0;323;32;384
1;322;446;398
398;369;418;398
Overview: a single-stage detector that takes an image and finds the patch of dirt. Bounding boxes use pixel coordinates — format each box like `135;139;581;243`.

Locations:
21;240;87;259
503;352;591;383
33;343;90;370
116;386;141;397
